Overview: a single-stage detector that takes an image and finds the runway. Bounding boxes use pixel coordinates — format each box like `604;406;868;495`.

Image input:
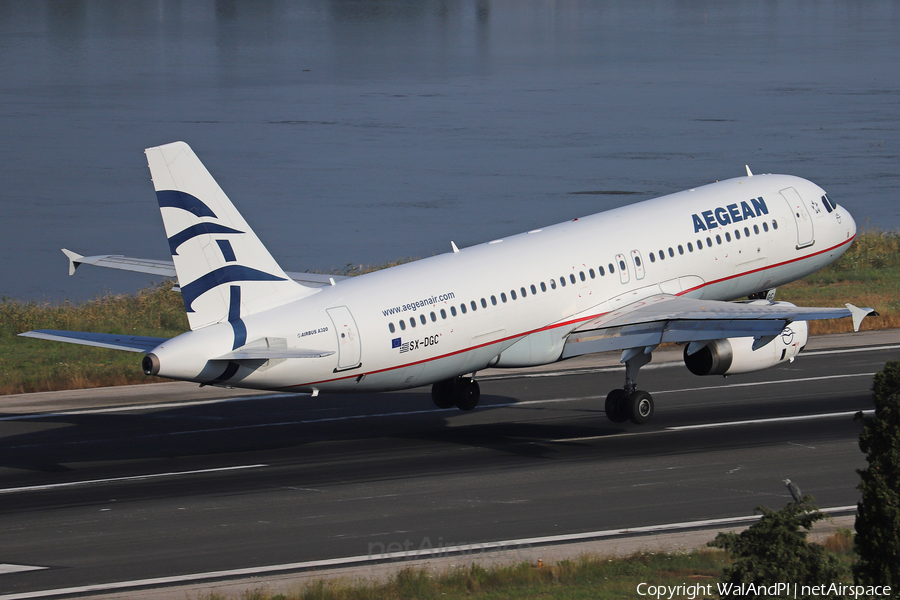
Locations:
0;331;897;598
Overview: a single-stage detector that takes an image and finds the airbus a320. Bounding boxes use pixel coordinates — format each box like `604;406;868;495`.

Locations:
21;142;875;425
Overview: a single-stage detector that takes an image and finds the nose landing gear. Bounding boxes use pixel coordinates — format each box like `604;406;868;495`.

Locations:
605;347;656;425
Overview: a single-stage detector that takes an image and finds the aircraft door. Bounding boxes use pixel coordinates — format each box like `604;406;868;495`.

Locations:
326;306;362;371
630;250;645;280
780;187;814;249
615;254;630;284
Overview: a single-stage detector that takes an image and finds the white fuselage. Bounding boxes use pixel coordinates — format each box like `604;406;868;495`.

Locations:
149;173;856;393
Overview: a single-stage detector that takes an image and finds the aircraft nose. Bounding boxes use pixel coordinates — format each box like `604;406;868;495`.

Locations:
846;207;858;239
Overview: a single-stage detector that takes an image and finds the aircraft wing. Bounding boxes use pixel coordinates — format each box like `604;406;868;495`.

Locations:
62;249;348;288
18;330;169;353
562;294;875;358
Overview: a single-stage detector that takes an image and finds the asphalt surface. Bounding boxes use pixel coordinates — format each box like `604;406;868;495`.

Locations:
1;330;898;598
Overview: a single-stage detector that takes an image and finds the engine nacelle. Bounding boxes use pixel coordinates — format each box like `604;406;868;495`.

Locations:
684;320;808;376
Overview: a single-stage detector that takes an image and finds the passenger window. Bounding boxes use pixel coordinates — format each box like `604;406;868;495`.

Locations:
678;245;684;255
609;263;615;273
501;293;507;303
687;242;693;252
540;282;547;292
753;225;759;235
520;287;527;298
560;277;566;287
579;272;585;282
460;304;467;314
450;306;457;316
491;295;497;305
744;227;750;237
589;269;595;279
569;274;576;284
481;298;487;308
716;234;722;244
735;230;741;240
410;317;416;328
773;220;778;230
706;237;712;246
440;309;447;319
650;253;656;263
668;248;674;257
430;312;437;322
763;222;769;232
530;284;537;294
618;260;626;271
400;320;406;330
725;232;732;242
550;279;557;289
599;266;606;275
420;314;426;325
511;289;517;300
389;323;395;333
470;300;477;311
635;256;642;266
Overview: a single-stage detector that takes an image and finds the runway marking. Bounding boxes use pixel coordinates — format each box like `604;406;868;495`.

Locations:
0;564;48;575
545;409;875;443
1;372;877;447
0;465;266;495
666;410;874;431
652;372;876;396
0;393;298;422
0;371;877;445
0;506;857;599
801;344;900;357
481;344;900;381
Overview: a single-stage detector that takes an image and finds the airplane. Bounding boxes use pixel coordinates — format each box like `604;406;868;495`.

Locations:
20;141;876;425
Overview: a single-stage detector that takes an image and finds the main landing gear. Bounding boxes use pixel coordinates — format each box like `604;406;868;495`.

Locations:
605;347;656;425
432;376;480;411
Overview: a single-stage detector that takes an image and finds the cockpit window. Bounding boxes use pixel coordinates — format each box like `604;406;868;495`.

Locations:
822;195;836;213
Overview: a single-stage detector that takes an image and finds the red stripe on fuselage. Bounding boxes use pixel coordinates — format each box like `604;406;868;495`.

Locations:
280;235;855;390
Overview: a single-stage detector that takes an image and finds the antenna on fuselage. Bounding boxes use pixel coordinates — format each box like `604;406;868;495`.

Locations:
745;165;754;177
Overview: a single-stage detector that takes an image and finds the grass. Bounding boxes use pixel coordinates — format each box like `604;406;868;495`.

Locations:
197;528;858;600
198;549;729;600
1;232;897;395
0;281;188;394
778;229;900;334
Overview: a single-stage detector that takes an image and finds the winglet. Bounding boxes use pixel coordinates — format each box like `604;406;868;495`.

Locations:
846;303;877;332
61;248;84;276
745;165;753;177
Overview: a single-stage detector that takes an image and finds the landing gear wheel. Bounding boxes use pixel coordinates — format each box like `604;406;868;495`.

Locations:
605;389;629;423
431;379;456;409
453;377;480;410
626;391;654;425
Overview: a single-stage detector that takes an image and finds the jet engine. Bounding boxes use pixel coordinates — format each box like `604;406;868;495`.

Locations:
684;320;808;376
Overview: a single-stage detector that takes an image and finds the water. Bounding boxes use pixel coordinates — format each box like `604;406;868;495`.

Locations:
1;0;898;301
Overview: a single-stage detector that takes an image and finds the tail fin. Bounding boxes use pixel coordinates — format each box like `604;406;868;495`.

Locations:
145;141;315;331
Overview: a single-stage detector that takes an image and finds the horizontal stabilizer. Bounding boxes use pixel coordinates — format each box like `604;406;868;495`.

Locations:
213;336;334;361
62;250;347;288
214;348;335;361
63;249;177;278
19;330;168;353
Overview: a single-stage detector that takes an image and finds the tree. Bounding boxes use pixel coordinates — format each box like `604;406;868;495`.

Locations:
710;497;847;599
854;359;900;588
